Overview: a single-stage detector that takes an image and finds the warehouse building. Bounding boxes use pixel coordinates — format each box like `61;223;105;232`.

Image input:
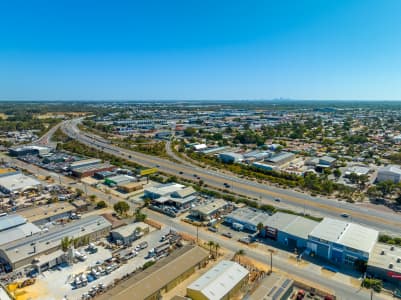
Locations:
71;163;116;178
0;215;41;247
224;207;270;232
261;212;319;250
104;174;136;186
17;202;76;225
145;183;186;199
252;161;276;171
0;215;111;271
110;222;149;245
376;165;401;183
118;181;143;193
190;199;229;221
97;245;208;300
367;243;401;286
265;151;295;166
145;183;198;209
94;170;117;179
187;260;249;300
69;158;102;169
218;152;244;164
9;145;51;157
307;218;379;265
0;173;42;194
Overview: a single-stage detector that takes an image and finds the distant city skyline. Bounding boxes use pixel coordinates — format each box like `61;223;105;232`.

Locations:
1;0;401;100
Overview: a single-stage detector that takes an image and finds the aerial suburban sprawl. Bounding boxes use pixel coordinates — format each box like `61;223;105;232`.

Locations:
0;101;399;300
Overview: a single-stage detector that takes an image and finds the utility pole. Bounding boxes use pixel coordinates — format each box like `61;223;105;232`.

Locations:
196;225;199;245
268;249;274;274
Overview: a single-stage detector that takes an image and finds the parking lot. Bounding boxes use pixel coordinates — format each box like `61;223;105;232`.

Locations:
32;226;171;300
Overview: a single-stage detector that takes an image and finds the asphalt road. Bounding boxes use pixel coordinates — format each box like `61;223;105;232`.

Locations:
1;152;385;299
144;209;385;300
61;119;401;234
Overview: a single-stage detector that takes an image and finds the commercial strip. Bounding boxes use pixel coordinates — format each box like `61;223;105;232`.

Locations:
97;245;209;300
225;207;379;266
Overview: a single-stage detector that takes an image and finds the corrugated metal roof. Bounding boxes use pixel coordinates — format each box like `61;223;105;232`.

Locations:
187;260;249;300
0;214;26;232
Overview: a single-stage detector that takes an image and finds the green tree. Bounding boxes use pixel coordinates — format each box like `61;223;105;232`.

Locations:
96;200;107;209
61;236;73;252
134;208;147;222
114;201;130;215
214;243;220;257
333;168;341;178
257;222;264;235
207;241;214;255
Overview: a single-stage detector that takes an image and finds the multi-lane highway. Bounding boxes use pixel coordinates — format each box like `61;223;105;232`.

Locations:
61;119;401;234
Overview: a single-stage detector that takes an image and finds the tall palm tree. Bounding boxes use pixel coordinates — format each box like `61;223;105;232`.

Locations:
61;236;73;252
257;222;264;236
207;241;214;256
214;243;220;258
235;249;245;264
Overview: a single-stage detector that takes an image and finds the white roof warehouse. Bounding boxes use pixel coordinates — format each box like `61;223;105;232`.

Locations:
0;173;42;194
187;260;249;300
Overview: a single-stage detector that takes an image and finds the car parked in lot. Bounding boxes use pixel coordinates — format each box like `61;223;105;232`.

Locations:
222;232;232;238
208;226;218;232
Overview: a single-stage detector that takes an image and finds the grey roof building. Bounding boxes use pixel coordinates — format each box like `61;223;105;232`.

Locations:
224;207;271;232
0;215;111;271
377;165;401;183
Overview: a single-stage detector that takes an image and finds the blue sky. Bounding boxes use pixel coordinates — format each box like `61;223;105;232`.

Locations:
1;0;401;100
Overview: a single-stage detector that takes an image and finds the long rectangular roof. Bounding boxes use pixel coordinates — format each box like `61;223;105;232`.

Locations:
187;260;249;300
96;245;208;300
0;222;41;246
0;215;111;264
17;202;75;223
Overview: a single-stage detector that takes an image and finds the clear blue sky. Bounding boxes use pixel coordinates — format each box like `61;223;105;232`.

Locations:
1;0;401;100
